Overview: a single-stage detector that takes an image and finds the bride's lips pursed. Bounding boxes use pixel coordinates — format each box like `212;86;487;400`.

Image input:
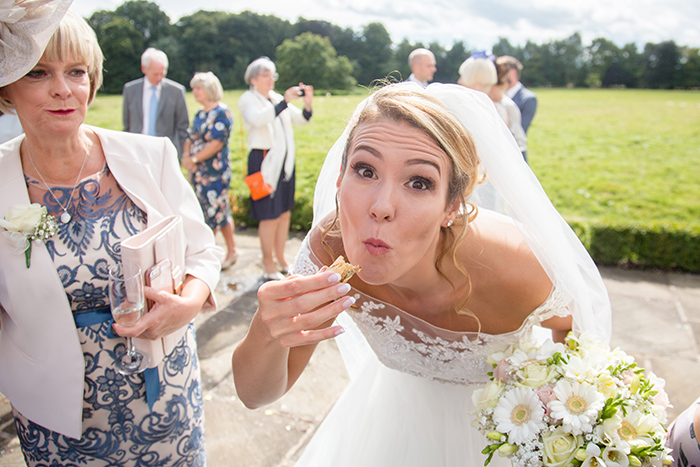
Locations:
363;237;390;256
48;109;75;115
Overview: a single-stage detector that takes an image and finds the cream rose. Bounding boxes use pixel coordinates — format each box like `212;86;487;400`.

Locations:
542;427;583;467
0;203;44;235
473;380;505;411
514;362;556;389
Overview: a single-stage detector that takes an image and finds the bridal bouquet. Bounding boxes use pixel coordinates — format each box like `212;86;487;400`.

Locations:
472;332;673;467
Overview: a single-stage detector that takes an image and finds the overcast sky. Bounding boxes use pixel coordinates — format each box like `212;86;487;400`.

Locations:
71;0;699;50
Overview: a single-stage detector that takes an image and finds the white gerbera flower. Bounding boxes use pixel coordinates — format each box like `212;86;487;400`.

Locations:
493;387;546;445
618;410;661;448
549;380;605;435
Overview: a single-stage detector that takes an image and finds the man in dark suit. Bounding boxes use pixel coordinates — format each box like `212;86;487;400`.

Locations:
496;56;537;162
122;47;189;159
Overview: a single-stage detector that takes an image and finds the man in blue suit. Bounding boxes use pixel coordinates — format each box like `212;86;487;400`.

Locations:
122;48;189;160
497;56;537;161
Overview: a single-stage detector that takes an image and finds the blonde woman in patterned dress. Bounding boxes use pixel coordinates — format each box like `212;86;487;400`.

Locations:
0;9;219;466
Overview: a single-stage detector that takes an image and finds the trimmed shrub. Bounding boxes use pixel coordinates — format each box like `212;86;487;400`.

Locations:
569;220;700;273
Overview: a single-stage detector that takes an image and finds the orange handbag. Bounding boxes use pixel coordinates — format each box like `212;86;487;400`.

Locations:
244;171;272;200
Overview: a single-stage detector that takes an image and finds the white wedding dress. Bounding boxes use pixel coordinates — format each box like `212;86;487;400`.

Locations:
291;237;571;467
290;82;611;466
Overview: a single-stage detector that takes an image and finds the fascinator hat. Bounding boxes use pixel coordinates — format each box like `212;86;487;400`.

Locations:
312;82;611;349
0;0;73;87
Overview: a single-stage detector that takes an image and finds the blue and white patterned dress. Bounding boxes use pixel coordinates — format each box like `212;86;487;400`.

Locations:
188;104;233;230
13;164;207;466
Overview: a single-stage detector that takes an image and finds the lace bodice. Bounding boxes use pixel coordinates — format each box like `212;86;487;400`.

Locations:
292;236;571;385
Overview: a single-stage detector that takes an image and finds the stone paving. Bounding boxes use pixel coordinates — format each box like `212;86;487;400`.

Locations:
1;228;699;466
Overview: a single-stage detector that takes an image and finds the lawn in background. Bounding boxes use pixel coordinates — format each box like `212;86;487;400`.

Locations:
86;88;700;230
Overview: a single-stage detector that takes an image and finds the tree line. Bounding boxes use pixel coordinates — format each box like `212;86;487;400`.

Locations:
88;0;700;94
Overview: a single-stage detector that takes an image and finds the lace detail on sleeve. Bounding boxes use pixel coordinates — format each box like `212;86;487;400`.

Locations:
346;287;570;386
291;234;320;277
520;287;572;328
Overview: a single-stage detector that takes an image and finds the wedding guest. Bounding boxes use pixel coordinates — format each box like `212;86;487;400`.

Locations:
0;9;220;465
406;48;437;87
667;396;700;467
238;57;313;281
496;55;538;135
231;82;611;466
182;71;238;269
122;47;189;159
489;59;527;157
459;54;527;172
457;55;497;93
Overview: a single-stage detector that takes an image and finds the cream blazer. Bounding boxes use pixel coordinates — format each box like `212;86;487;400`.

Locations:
238;89;308;149
238;89;309;191
0;126;221;439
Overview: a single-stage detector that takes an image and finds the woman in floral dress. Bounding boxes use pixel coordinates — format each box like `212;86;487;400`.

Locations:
182;71;238;269
0;10;220;466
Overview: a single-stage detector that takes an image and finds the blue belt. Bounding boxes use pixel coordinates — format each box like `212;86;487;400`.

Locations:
73;306;160;411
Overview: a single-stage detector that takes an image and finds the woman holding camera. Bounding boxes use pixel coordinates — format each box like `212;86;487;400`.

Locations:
238;57;313;281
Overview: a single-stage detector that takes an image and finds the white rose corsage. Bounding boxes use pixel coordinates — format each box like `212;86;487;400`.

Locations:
0;203;58;268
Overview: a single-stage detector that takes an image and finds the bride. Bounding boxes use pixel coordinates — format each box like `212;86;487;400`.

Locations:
231;83;611;466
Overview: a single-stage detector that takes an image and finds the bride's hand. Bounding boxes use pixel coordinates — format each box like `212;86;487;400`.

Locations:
256;270;355;348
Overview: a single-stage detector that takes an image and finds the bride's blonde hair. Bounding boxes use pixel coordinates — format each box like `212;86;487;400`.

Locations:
323;84;482;309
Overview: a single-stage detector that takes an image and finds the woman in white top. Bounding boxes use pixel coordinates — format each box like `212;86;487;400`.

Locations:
238;57;313;280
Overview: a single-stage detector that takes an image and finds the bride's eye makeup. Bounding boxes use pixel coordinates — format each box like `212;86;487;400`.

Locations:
350;161;376;179
407;175;435;191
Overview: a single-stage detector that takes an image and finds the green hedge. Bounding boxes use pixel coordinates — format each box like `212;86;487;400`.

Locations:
231;193;700;274
230;191;314;232
569;220;700;273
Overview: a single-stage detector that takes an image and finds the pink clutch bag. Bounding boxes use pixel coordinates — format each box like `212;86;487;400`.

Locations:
120;215;188;366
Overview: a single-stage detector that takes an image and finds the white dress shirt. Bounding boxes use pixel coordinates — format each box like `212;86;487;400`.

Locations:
505;81;523;99
406;74;428;88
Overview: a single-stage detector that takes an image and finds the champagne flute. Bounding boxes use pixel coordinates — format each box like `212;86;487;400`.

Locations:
108;262;150;374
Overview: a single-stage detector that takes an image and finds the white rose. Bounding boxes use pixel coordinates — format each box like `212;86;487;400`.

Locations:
514;362;556;389
542;426;583;467
0;203;44;235
473;380;504;411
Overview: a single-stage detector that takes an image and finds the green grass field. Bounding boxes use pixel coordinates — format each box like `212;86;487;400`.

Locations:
86;88;700;230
